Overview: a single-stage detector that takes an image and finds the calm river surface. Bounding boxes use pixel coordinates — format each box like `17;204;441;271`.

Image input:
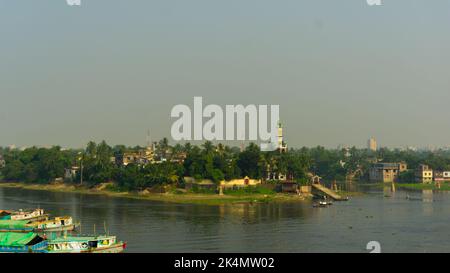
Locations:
1;185;449;253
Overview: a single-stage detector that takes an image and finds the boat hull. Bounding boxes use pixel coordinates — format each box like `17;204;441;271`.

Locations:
48;243;126;253
34;223;78;233
14;215;49;221
0;224;78;233
0;228;34;233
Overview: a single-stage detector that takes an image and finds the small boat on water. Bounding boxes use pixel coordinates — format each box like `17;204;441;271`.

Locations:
47;234;126;253
313;201;330;208
28;216;80;232
0;216;78;233
0;232;48;253
0;209;48;221
0;232;126;253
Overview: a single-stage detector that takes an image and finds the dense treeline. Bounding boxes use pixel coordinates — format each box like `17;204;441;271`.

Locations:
2;141;450;191
0;146;75;183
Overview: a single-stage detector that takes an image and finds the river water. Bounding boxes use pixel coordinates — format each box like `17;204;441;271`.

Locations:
1;185;449;253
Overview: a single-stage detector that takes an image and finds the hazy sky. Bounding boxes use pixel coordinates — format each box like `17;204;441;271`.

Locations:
1;0;450;149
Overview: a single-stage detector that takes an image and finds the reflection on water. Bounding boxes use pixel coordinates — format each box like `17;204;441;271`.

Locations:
1;186;450;253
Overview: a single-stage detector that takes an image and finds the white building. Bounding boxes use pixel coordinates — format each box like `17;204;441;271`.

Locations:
0;155;5;168
367;137;377;151
415;164;433;184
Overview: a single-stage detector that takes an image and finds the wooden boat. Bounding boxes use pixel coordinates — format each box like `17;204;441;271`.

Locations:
0;232;48;253
0;216;79;233
0;209;48;221
47;235;126;253
27;216;80;232
0;232;125;253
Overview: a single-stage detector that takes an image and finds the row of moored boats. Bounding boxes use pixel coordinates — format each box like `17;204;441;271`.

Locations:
0;208;126;253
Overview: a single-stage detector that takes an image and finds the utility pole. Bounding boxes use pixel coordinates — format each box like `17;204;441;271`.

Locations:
78;152;84;185
80;160;83;185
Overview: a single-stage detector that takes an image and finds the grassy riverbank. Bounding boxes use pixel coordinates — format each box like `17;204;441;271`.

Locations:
396;183;450;191
0;182;315;205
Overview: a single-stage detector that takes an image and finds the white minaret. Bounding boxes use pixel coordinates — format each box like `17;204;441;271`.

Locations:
278;121;287;153
368;137;377;151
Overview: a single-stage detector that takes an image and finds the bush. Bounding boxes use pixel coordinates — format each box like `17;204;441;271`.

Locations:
104;183;123;192
188;185;217;194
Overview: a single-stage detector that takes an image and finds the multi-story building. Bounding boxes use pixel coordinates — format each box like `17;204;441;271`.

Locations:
433;171;450;182
369;162;407;183
444;171;450;181
121;146;155;166
415;164;433;184
367;137;377;152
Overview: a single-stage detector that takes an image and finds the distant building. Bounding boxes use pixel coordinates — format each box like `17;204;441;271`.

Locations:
310;175;322;184
184;177;216;191
369;162;407;183
281;174;298;193
64;166;79;182
220;176;262;189
0;155;5;168
433;171;450;182
121;146;154;166
165;150;187;164
415;164;433;184
266;164;286;181
367;138;377;152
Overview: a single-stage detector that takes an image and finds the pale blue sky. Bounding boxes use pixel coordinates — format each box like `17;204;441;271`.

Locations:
1;0;450;148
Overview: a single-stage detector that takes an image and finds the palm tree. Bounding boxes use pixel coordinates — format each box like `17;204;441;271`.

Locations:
202;141;215;154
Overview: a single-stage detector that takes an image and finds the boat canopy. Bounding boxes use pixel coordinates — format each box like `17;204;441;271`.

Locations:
0;210;12;216
0;220;30;229
0;232;40;247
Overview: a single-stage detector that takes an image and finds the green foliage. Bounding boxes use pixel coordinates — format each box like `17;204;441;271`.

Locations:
1;146;71;183
184;141;237;182
237;143;264;179
398;170;415;183
188;185;217;194
113;161;184;191
82;141;114;184
4;138;450;192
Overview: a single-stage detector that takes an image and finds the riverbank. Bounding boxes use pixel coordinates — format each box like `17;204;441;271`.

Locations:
0;182;316;205
396;183;450;191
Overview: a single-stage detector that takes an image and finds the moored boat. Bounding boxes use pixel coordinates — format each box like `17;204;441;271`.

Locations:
0;232;125;253
0;209;48;221
27;216;79;232
47;235;126;253
313;201;330;208
0;232;48;253
0;216;79;233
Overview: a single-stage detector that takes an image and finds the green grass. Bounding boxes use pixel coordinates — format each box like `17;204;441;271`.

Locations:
104;183;124;192
187;187;217;194
396;183;450;191
0;182;291;206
